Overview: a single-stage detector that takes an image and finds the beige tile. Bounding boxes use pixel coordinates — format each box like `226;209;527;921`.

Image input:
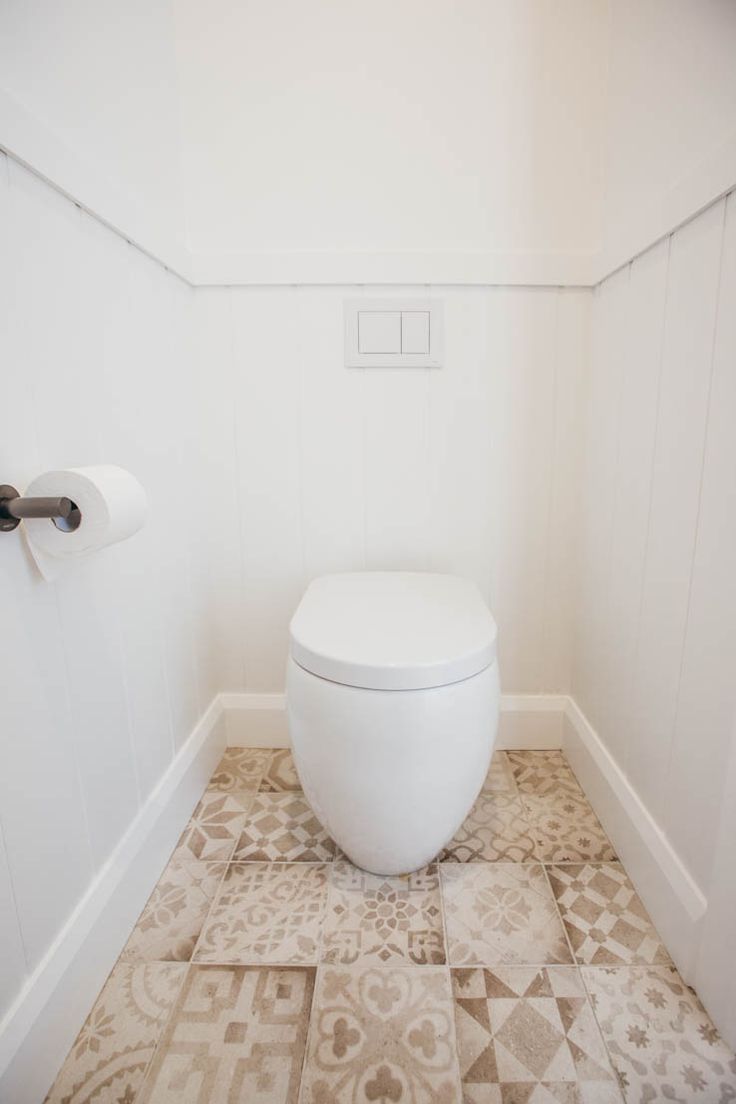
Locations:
508;749;583;796
300;965;462;1103
439;792;538;862
452;966;621;1102
45;962;186;1104
481;751;518;794
194;862;328;964
208;747;270;792
583;966;736;1102
138;965;314;1104
441;862;573;966
172;791;254;862
523;790;617;862
232;792;336;862
322;861;445;966
259;748;301;791
548;863;671;966
121;860;226;962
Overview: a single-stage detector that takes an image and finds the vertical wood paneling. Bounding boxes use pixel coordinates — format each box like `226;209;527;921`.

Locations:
0;822;25;1021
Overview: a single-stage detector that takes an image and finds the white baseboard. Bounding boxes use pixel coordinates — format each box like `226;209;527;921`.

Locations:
563;698;706;981
0;698;226;1104
221;691;567;750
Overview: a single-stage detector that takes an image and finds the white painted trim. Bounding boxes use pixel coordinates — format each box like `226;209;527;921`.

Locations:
0;698;226;1104
221;691;567;751
563;697;706;980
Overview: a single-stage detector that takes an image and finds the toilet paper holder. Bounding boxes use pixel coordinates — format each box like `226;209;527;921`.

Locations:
0;483;82;533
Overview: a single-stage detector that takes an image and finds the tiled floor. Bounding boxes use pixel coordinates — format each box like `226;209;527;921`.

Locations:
46;748;736;1104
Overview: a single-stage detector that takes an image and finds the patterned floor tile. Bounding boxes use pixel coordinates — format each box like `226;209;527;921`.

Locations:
441;863;573;966
120;860;226;962
46;962;186;1104
548;863;671;966
322;861;445;966
138;965;314;1104
193;862;328;964
172;791;254;862
208;747;270;792
583;966;736;1103
300;965;462;1103
439;792;538;863
232;792;336;862
452;966;621;1102
523;791;617;862
481;752;518;794
260;748;301;791
508;750;583;797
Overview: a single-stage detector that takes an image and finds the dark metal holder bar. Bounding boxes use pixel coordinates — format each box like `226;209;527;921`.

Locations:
0;484;82;533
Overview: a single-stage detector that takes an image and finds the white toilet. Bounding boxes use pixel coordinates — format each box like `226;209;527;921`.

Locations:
286;572;500;875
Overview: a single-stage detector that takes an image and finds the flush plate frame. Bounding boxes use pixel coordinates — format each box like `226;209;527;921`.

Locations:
344;298;443;368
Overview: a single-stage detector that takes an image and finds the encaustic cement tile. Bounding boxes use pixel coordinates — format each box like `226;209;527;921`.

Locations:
322;861;445;966
207;747;271;792
45;962;186;1104
232;792;336;862
120;860;226;963
547;863;672;967
481;752;519;795
260;748;302;792
441;863;573;967
507;750;583;798
582;965;736;1103
522;791;617;863
193;862;329;964
138;965;315;1104
439;792;538;863
300;965;462;1104
172;790;254;862
452;966;621;1102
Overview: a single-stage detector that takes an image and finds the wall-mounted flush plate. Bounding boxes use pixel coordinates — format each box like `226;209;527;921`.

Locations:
344;298;443;367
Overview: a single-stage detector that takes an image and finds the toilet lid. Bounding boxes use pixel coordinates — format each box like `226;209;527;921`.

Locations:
289;572;497;690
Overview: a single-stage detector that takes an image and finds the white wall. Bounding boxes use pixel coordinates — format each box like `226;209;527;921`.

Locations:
572;190;736;913
0;155;225;1023
194;283;588;695
175;0;606;276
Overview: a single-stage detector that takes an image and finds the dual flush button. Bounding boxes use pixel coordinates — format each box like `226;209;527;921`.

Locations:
358;310;429;355
344;298;443;368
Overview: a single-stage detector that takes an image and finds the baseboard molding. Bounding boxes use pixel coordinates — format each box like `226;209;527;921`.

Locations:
0;698;226;1104
221;690;567;750
563;698;706;980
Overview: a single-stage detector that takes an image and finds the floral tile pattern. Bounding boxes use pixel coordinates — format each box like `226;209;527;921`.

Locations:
260;748;301;791
208;747;270;792
193;862;329;964
120;860;226;962
481;752;518;794
523;791;617;862
172;791;254;862
46;962;186;1104
322;861;445;966
138;965;315;1104
582;966;736;1103
548;863;671;966
300;965;462;1104
508;749;583;796
452;966;620;1102
439;792;538;863
441;863;573;966
232;792;336;862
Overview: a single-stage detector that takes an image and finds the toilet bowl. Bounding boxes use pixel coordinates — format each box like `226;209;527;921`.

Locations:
285;572;500;874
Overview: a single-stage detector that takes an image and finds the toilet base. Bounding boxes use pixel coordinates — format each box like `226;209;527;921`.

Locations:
286;657;500;875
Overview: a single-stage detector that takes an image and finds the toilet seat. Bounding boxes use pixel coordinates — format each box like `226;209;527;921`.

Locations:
289;572;497;691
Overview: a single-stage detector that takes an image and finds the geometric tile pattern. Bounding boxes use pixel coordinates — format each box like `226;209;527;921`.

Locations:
523;790;617;862
45;962;186;1104
548;863;672;966
322;861;445;966
172;791;254;862
121;861;226;962
300;966;462;1104
232;792;336;862
508;749;583;796
439;792;538;863
137;965;315;1104
481;751;519;794
452;966;621;1102
441;863;573;966
583;966;736;1103
208;747;271;792
259;749;301;791
193;863;329;964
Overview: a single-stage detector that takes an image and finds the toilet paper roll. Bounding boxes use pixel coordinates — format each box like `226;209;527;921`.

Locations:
23;465;147;580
